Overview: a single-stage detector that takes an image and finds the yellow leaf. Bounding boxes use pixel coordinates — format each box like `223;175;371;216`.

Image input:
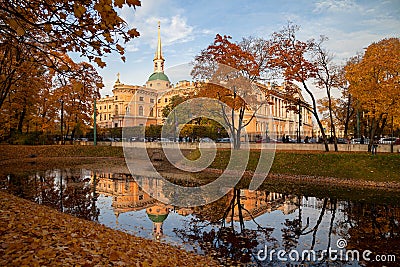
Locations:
114;0;125;8
74;4;86;18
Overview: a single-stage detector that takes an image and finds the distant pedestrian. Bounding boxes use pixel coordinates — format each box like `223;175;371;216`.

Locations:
371;136;379;155
282;134;286;143
360;135;365;144
285;135;290;143
305;136;309;143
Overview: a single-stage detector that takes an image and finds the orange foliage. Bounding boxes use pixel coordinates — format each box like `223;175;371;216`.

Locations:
345;38;400;130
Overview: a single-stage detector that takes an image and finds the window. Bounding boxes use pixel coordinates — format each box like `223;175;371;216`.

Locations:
115;105;118;115
150;83;152;87
149;108;154;117
99;106;102;110
104;106;106;110
126;106;129;115
109;105;111;109
139;106;144;116
99;114;102;121
114;123;118;128
115;96;118;100
164;98;168;103
158;99;161;103
139;195;143;200
139;96;144;101
150;98;154;103
108;114;111;120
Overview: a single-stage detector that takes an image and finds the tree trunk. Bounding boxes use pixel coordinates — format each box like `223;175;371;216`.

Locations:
367;116;387;152
17;106;27;133
327;91;338;151
302;81;329;151
343;94;353;139
236;189;245;232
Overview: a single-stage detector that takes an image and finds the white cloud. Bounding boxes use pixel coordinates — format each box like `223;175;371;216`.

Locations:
125;44;139;52
146;15;194;46
313;0;361;13
119;0;196;51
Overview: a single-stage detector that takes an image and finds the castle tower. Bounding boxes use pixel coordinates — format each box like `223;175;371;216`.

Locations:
146;22;170;90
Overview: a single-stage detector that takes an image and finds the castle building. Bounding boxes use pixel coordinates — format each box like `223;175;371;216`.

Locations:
96;23;313;140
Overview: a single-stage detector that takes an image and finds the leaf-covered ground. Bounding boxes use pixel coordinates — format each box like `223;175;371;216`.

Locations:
0;191;219;266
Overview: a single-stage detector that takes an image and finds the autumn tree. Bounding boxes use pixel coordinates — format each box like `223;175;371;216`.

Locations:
51;55;102;141
0;0;141;110
345;38;400;151
0;0;140;67
313;36;342;151
191;34;268;149
161;95;188;122
0;55;50;139
269;23;330;151
317;66;356;139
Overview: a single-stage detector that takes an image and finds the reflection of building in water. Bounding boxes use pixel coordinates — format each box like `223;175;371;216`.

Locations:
226;190;298;222
93;172;192;240
94;172;156;222
301;197;342;211
136;176;170;204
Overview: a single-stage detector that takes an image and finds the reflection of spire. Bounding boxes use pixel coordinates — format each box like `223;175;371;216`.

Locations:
114;210;120;225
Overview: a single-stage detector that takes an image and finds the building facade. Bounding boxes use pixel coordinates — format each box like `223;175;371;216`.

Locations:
96;23;313;140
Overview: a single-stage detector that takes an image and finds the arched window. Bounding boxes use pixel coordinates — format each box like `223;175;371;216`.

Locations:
139;106;144;116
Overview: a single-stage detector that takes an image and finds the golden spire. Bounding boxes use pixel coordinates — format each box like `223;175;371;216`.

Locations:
154;21;163;60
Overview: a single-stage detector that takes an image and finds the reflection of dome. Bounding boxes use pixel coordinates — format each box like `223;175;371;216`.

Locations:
148;72;169;82
146;205;169;223
146;205;169;240
147;213;168;223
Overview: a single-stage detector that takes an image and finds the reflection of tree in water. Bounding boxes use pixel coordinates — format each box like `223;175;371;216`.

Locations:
281;197;341;264
341;201;400;266
174;189;275;265
4;169;99;221
282;196;328;251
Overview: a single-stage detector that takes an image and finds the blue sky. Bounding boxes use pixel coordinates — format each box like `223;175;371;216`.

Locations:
93;0;400;97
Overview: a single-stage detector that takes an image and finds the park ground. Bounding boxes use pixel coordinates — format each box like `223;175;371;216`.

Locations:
1;144;399;184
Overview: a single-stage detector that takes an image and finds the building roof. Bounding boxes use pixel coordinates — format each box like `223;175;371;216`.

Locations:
148;72;170;82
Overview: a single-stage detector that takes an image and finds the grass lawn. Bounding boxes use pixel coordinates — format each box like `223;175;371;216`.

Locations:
1;145;399;182
0;144;124;160
189;149;400;182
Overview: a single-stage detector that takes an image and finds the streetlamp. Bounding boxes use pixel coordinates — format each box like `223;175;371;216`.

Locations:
93;99;97;146
391;115;394;153
297;101;302;143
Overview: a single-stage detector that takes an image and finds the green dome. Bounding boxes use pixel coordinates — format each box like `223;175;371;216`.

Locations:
148;72;170;82
147;213;169;223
